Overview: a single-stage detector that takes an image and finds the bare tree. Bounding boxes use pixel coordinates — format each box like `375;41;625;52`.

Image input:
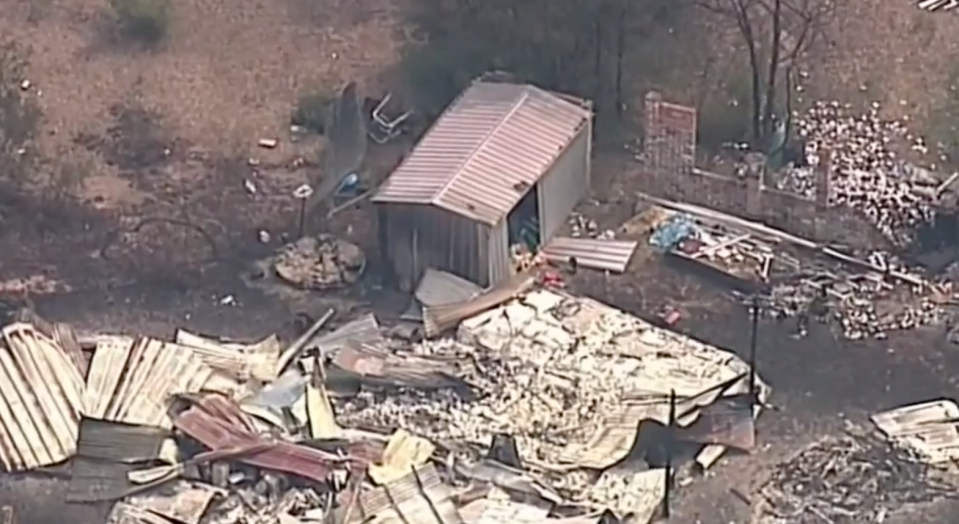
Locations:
697;0;837;146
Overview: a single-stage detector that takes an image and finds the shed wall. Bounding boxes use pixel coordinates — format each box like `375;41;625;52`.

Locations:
537;123;591;242
377;204;490;291
487;219;511;287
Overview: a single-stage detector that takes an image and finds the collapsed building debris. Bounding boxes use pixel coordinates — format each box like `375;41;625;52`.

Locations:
758;430;954;524
0;282;771;524
775;100;954;245
641;195;953;340
871;399;959;465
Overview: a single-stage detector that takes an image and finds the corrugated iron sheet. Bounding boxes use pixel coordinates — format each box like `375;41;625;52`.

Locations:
416;269;483;307
85;337;214;429
106;501;174;524
423;270;537;337
541;237;639;273
124;482;219;524
174;330;280;382
372;82;591;225
335;463;463;524
0;322;86;471
76;417;168;463
309;314;383;355
174;395;354;482
871;399;959;464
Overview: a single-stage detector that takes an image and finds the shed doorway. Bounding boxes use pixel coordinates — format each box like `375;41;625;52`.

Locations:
507;183;542;253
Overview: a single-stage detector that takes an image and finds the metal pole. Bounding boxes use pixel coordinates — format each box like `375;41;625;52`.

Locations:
663;389;677;519
293;184;314;240
748;296;760;404
297;199;307;238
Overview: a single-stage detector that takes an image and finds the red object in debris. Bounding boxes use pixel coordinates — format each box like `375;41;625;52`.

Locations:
174;395;368;483
661;308;682;326
541;269;565;288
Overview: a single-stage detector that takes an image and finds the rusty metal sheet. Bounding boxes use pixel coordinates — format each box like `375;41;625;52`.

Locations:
540;237;639;273
335;463;463;524
175;330;281;382
372;82;591;226
871;399;959;464
0;322;86;471
77;417;168;463
310;314;383;355
174;395;352;482
85;337;214;429
423;270;537;337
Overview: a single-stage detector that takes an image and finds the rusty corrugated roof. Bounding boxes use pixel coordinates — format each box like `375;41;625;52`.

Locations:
540;237;639;273
0;322;86;471
174;395;355;483
85;337;214;429
372;82;591;225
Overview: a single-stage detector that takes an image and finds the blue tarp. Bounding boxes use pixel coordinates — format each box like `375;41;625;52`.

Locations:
649;214;696;251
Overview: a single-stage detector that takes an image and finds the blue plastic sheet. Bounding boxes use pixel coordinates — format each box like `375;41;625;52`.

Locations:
649;214;696;251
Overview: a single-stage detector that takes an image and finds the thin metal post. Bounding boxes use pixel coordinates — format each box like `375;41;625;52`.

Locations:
748;296;760;403
293;184;314;240
663;389;677;519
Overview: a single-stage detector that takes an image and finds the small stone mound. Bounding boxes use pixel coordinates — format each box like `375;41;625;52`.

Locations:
273;234;365;290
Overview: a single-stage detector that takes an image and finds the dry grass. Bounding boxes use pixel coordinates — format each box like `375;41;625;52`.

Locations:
0;0;402;208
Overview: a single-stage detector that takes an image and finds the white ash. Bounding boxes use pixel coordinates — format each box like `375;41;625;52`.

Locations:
777;101;935;244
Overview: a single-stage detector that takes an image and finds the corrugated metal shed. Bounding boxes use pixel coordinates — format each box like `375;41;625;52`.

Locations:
85;337;214;429
372;82;591;225
541;237;639;273
0;322;86;471
871;399;959;464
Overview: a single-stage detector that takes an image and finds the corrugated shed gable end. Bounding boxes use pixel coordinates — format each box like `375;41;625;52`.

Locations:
373;82;591;225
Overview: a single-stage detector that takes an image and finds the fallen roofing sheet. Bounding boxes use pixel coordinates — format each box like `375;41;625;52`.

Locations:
404;269;485;322
334;463;463;524
0;322;86;471
85;337;214;429
332;341;469;390
541;237;639;273
871;399;959;464
308;313;383;355
174;330;280;382
423;269;537;337
76;417;169;463
174;394;352;483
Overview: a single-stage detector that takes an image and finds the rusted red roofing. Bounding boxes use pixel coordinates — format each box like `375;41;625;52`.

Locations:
372;82;591;225
174;395;356;483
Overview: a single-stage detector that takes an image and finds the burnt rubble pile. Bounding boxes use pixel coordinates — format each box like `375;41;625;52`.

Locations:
0;286;771;524
759;431;954;524
778;101;954;245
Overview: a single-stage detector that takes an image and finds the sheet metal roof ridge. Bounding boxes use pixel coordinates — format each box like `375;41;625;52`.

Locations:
540;237;639;273
174;330;280;382
0;322;85;471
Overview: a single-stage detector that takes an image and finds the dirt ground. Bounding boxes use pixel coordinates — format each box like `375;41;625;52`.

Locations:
1;0;959;521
